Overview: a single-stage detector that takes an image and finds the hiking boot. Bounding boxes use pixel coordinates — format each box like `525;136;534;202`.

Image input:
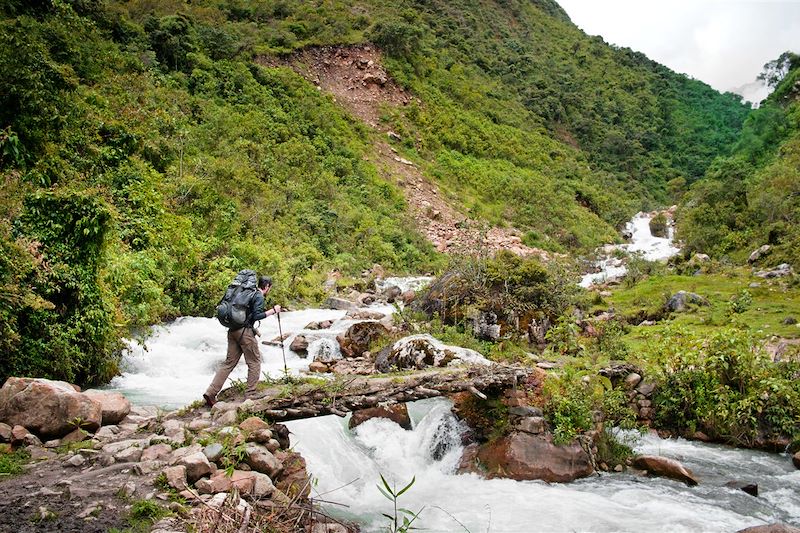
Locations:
203;393;216;408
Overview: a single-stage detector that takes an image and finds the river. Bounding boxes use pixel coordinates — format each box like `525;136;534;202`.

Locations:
107;215;799;532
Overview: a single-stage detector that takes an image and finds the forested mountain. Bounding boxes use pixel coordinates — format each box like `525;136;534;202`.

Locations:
0;0;751;385
677;52;800;266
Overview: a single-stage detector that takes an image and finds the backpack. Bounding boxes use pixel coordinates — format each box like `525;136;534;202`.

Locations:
215;269;258;329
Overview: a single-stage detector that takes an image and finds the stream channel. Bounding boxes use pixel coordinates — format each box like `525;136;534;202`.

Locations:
108;217;799;532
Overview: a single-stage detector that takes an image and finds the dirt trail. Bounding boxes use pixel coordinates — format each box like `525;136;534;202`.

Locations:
258;45;549;259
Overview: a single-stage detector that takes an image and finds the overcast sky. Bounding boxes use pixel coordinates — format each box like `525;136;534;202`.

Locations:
557;0;800;101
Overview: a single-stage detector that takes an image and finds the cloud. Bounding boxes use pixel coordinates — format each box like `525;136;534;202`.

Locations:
557;0;800;93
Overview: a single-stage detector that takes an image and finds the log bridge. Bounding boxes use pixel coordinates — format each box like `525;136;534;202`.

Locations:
248;366;532;422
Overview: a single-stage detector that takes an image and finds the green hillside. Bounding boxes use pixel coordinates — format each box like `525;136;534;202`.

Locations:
0;0;751;385
677;52;800;266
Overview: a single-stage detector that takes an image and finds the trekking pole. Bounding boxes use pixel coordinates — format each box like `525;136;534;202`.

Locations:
276;310;289;381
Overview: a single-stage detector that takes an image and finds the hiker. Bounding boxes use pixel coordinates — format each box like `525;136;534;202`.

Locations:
203;274;280;406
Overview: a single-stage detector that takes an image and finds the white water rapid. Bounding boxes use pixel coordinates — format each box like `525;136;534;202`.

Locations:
580;212;680;287
287;398;799;533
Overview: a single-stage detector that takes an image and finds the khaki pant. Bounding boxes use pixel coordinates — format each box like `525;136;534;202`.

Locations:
205;327;261;398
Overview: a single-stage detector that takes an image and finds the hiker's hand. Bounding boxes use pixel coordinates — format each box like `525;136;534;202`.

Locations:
272;304;281;315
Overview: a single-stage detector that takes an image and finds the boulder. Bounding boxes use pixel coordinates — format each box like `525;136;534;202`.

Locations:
246;428;273;445
633;455;699;486
376;334;491;372
289;335;309;357
239;416;270;433
309;338;342;364
666;291;708;313
725;481;758;497
203;443;224;463
325;296;356;311
273;423;291;450
115;446;144;463
0;422;11;442
515;416;546;434
349;404;412;430
400;290;416;305
141;443;173;462
748;245;771;264
755;263;793;279
337;321;389;358
472;310;501;341
177;451;213;483
163;465;188;491
245;443;283;478
60;428;90;446
308;361;330;373
0;377;102;439
473;432;594;483
690;253;711;264
623;373;642;389
252;471;276;498
383;285;402;303
793;451;800;470
83;390;131;425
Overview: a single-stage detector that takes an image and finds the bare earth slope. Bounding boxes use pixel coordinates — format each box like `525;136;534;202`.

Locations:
258;45;549;259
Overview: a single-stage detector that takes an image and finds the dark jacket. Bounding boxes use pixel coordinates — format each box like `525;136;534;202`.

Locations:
248;290;266;326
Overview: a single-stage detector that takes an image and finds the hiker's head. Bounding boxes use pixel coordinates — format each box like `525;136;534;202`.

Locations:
258;276;272;295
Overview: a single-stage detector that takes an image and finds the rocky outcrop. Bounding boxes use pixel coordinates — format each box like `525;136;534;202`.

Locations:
349;404;412;430
375;334;491;372
471;432;594;483
748;245;772;264
337;321;389;358
0;377;102;439
633;455;699;486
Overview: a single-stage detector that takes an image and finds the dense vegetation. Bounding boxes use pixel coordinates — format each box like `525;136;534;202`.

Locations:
678;52;800;266
0;0;751;385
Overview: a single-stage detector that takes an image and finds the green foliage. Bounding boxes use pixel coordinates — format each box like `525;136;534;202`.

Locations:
454;395;509;443
644;327;800;446
540;365;637;445
678;55;800;266
0;446;30;476
726;289;752;316
648;213;668;238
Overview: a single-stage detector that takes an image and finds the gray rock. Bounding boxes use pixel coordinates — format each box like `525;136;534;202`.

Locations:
177;451;213;483
624;373;643;389
755;263;793;279
324;297;356;311
666;291;708;312
252;471;276;497
245;443;283;479
188;418;211;431
101;438;148;455
83;390;131;425
472;311;501;341
141;443;172;462
636;381;656;396
516;416;546;434
0;422;11;442
748;245;771;264
114;446;143;463
508;406;543;417
94;426;117;440
66;454;86;467
203;443;224;463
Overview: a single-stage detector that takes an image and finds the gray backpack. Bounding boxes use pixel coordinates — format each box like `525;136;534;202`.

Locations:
215;269;257;329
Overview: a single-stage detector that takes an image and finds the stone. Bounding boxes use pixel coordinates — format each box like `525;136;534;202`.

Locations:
400;290;416;305
102;438;148;455
247;428;273;444
164;465;188;491
239;416;270;433
274;450;311;498
83;390;131;425
60;428;90;445
11;424;28;444
0;422;11;442
624;373;643;389
666;291;708;313
325;296;356;311
377;334;491;372
725;481;758;496
28;446;57;461
178;451;213;483
203;443;224;463
472;310;501;341
508;406;544;417
793;451;800;469
473;432;594;483
266;439;281;453
635;381;656;396
273;424;291;450
690;253;711;264
337;321;389;358
783;317;798;326
516;416;546;434
289;335;309;356
633;455;699;486
245;443;283;479
0;377;102;439
188;419;211;431
383;285;402;302
252;471;276;497
312;522;350;533
349;404;412;430
308;361;330;373
115;446;143;463
755;263;793;279
94;426;117;440
66;454;86;467
141;443;173;462
748;244;771;264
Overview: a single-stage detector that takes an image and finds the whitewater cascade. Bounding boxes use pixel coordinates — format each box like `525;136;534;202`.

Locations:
581;212;680;287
